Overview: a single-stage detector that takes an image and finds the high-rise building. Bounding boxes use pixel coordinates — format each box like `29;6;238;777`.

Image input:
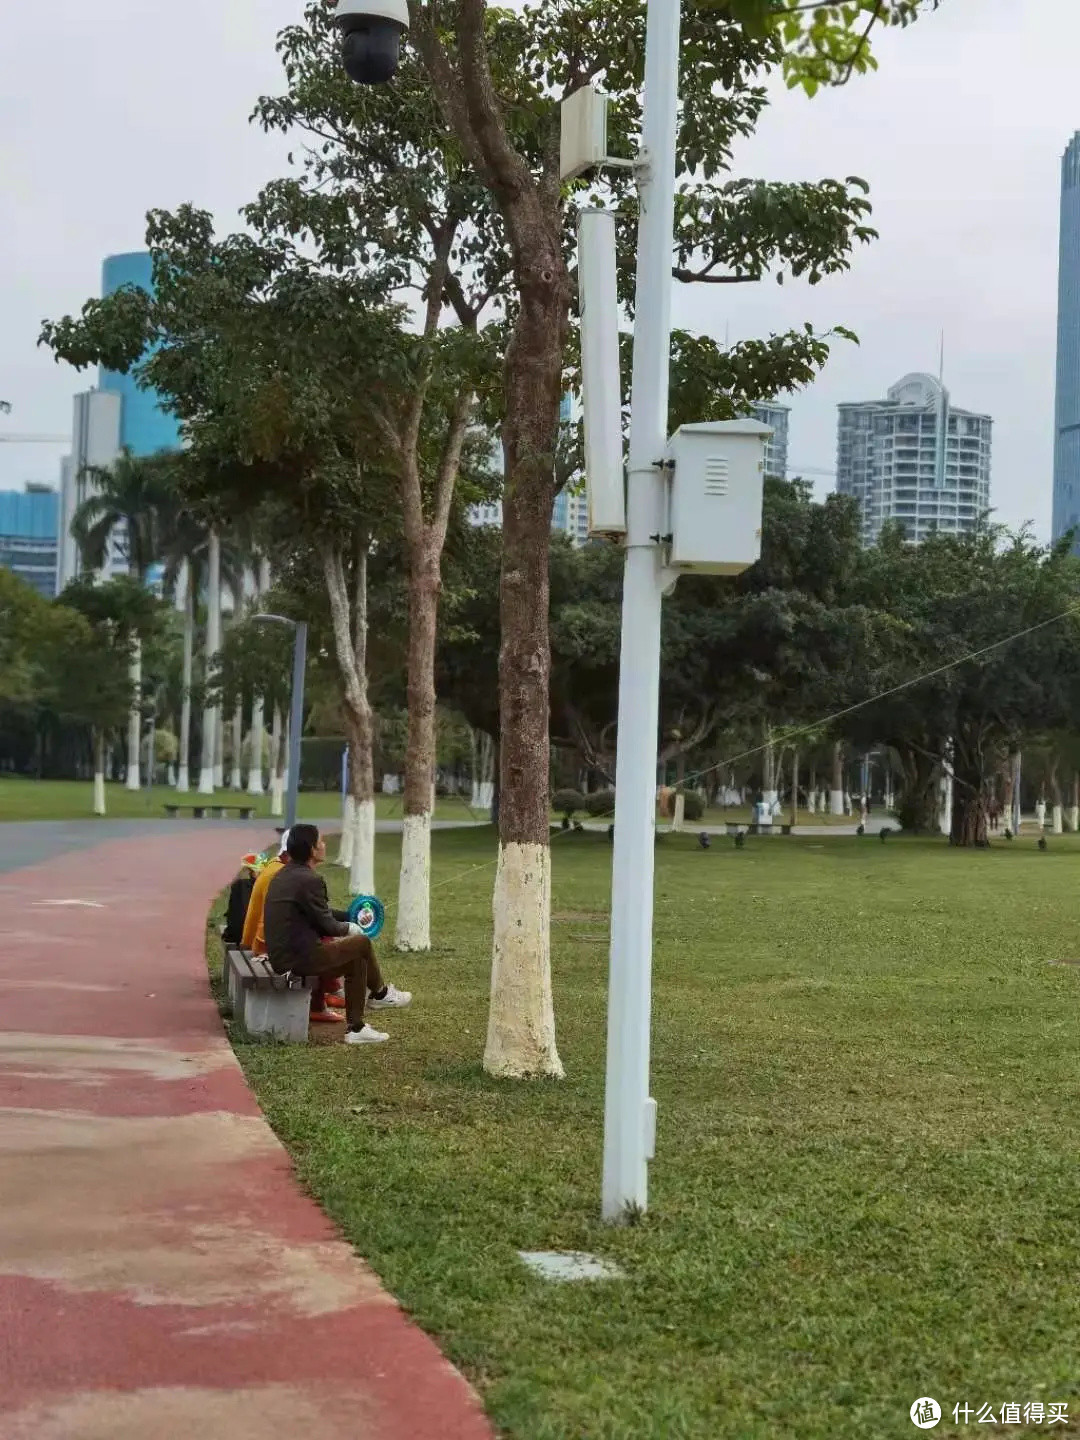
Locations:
1052;133;1080;549
57;253;181;590
0;486;59;598
836;373;992;546
750;400;790;479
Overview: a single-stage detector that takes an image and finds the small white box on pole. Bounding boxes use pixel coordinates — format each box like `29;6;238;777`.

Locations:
665;419;771;574
560;85;609;181
578;208;626;536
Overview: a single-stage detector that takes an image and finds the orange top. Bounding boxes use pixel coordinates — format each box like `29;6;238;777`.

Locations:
241;857;286;955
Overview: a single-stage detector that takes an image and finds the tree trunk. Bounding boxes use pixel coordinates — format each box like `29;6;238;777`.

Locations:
486;283;566;1079
322;539;376;898
895;745;940;833
949;757;988;846
790;750;799;830
177;569;194;792
1050;762;1064;834
338;792;356;869
762;722;777;809
1070;772;1080;834
198;530;221;794
830;740;844;816
396;550;440;952
269;704;284;817
230;702;244;790
125;636;142;791
92;728;106;816
247;556;270;795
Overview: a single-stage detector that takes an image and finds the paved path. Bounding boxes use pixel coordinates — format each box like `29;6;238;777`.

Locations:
0;825;493;1440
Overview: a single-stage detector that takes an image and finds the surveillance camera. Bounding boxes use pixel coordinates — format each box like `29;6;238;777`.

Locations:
333;0;409;86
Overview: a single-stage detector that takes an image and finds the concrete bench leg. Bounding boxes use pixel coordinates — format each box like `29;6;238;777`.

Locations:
227;964;245;1017
242;986;311;1043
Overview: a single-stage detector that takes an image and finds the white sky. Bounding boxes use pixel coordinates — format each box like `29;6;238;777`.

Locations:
2;0;1076;539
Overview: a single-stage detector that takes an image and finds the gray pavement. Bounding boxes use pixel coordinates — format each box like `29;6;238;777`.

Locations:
0;816;485;876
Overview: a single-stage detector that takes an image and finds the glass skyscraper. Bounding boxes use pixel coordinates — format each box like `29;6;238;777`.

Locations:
1052;133;1080;550
99;252;182;457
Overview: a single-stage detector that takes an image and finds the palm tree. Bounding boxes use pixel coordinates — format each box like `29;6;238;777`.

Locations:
71;450;173;791
159;515;246;795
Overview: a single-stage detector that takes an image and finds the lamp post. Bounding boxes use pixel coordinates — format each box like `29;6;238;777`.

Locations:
601;0;682;1222
253;614;307;831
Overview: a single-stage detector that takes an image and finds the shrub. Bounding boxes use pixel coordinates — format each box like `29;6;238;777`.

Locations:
679;790;705;822
553;788;586;820
585;789;617;817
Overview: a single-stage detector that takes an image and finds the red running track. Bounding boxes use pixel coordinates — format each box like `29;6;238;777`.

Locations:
0;827;494;1440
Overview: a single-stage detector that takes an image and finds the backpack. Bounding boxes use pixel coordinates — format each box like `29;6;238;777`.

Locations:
222;870;256;946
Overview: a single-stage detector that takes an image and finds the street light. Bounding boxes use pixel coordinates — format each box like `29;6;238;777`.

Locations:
252;613;308;830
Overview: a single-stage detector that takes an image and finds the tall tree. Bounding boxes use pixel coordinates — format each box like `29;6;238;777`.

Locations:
71;449;172;791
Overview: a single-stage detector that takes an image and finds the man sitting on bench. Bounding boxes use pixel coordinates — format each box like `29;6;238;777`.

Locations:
241;830;343;1025
264;824;411;1046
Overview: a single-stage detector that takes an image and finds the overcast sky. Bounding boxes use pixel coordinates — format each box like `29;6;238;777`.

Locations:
2;0;1076;539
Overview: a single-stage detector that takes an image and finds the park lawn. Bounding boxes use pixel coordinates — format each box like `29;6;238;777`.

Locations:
0;776;479;824
210;828;1080;1440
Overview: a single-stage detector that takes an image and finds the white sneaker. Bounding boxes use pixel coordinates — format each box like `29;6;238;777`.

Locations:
344;1025;389;1045
368;984;412;1010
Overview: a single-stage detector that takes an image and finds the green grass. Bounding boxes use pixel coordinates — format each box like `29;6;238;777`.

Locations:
209;828;1080;1439
0;776;480;824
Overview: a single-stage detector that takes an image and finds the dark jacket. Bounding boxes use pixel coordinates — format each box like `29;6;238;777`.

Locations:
264;863;350;973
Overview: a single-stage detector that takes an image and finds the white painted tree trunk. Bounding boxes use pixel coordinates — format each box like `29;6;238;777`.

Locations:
125;639;142;791
671;792;685;833
1069;806;1079;833
485;843;563;1078
93;730;107;816
214;718;224;790
269;703;284;817
478;781;494;810
338;793;356;868
395;812;432;951
1052;804;1064;835
247;697;265;794
230;702;244;789
1036;799;1047;829
349;798;375;896
177;571;194;792
807;790;817;815
829;790;844;816
198;531;221;794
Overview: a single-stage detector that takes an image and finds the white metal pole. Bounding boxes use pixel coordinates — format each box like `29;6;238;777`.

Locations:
601;0;682;1222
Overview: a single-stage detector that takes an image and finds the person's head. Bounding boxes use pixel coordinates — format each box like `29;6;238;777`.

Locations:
286;823;326;868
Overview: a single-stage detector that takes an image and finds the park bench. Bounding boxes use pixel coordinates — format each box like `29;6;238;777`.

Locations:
164;803;256;820
724;822;793;836
225;947;317;1042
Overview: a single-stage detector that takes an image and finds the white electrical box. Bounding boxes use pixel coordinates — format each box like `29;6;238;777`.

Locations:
665;420;771;574
560;85;609;181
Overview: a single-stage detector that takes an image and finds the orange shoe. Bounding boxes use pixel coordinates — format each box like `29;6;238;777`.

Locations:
326;993;346;1009
310;1007;345;1024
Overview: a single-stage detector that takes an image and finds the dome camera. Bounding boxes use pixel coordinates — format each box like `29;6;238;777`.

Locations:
334;0;409;86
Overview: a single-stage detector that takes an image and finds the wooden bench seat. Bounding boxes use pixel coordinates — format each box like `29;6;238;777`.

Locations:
225;947;317;1042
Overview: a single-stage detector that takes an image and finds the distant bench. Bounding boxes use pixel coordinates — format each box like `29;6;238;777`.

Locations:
164;803;256;820
725;822;793;836
225;947;317;1042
